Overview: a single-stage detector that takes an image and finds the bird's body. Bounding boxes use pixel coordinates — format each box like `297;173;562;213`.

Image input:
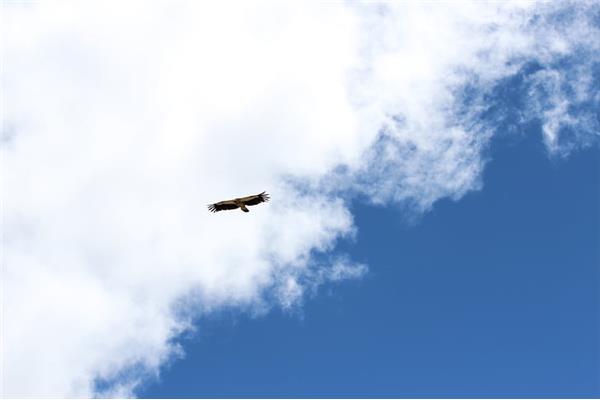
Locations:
208;191;270;213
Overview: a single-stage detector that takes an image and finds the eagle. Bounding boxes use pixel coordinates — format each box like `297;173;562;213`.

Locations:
208;191;270;213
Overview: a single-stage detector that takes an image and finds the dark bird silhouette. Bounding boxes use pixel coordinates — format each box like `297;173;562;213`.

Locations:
208;191;270;213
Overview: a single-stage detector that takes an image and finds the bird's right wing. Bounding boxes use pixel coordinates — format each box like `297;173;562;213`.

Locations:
208;200;239;212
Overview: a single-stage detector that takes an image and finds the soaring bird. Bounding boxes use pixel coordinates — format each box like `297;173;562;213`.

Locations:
208;191;270;213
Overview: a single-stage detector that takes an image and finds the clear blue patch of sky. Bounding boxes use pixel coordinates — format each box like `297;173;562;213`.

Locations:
139;120;599;397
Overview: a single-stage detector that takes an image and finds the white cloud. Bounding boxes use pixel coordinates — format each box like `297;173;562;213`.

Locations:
2;1;598;397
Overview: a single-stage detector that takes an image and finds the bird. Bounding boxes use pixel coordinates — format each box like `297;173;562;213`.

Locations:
208;191;270;213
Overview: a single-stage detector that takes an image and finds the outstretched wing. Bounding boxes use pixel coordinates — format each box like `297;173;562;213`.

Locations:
239;191;270;206
208;200;239;213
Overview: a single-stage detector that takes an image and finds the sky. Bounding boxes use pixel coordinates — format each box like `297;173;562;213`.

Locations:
139;131;600;398
1;1;599;398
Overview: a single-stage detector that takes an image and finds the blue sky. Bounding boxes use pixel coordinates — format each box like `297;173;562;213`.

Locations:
3;2;600;397
139;104;600;397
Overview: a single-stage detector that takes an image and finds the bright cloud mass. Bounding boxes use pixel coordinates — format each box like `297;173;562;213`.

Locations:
1;1;599;397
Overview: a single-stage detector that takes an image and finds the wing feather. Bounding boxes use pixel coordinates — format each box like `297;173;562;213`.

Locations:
239;191;270;206
207;200;239;212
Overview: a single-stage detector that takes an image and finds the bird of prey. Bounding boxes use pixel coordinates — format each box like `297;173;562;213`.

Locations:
208;191;270;213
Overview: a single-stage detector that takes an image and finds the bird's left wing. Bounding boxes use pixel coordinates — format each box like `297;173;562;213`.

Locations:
239;191;270;206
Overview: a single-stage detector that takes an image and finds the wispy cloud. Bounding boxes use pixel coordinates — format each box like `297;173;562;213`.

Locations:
2;1;598;397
